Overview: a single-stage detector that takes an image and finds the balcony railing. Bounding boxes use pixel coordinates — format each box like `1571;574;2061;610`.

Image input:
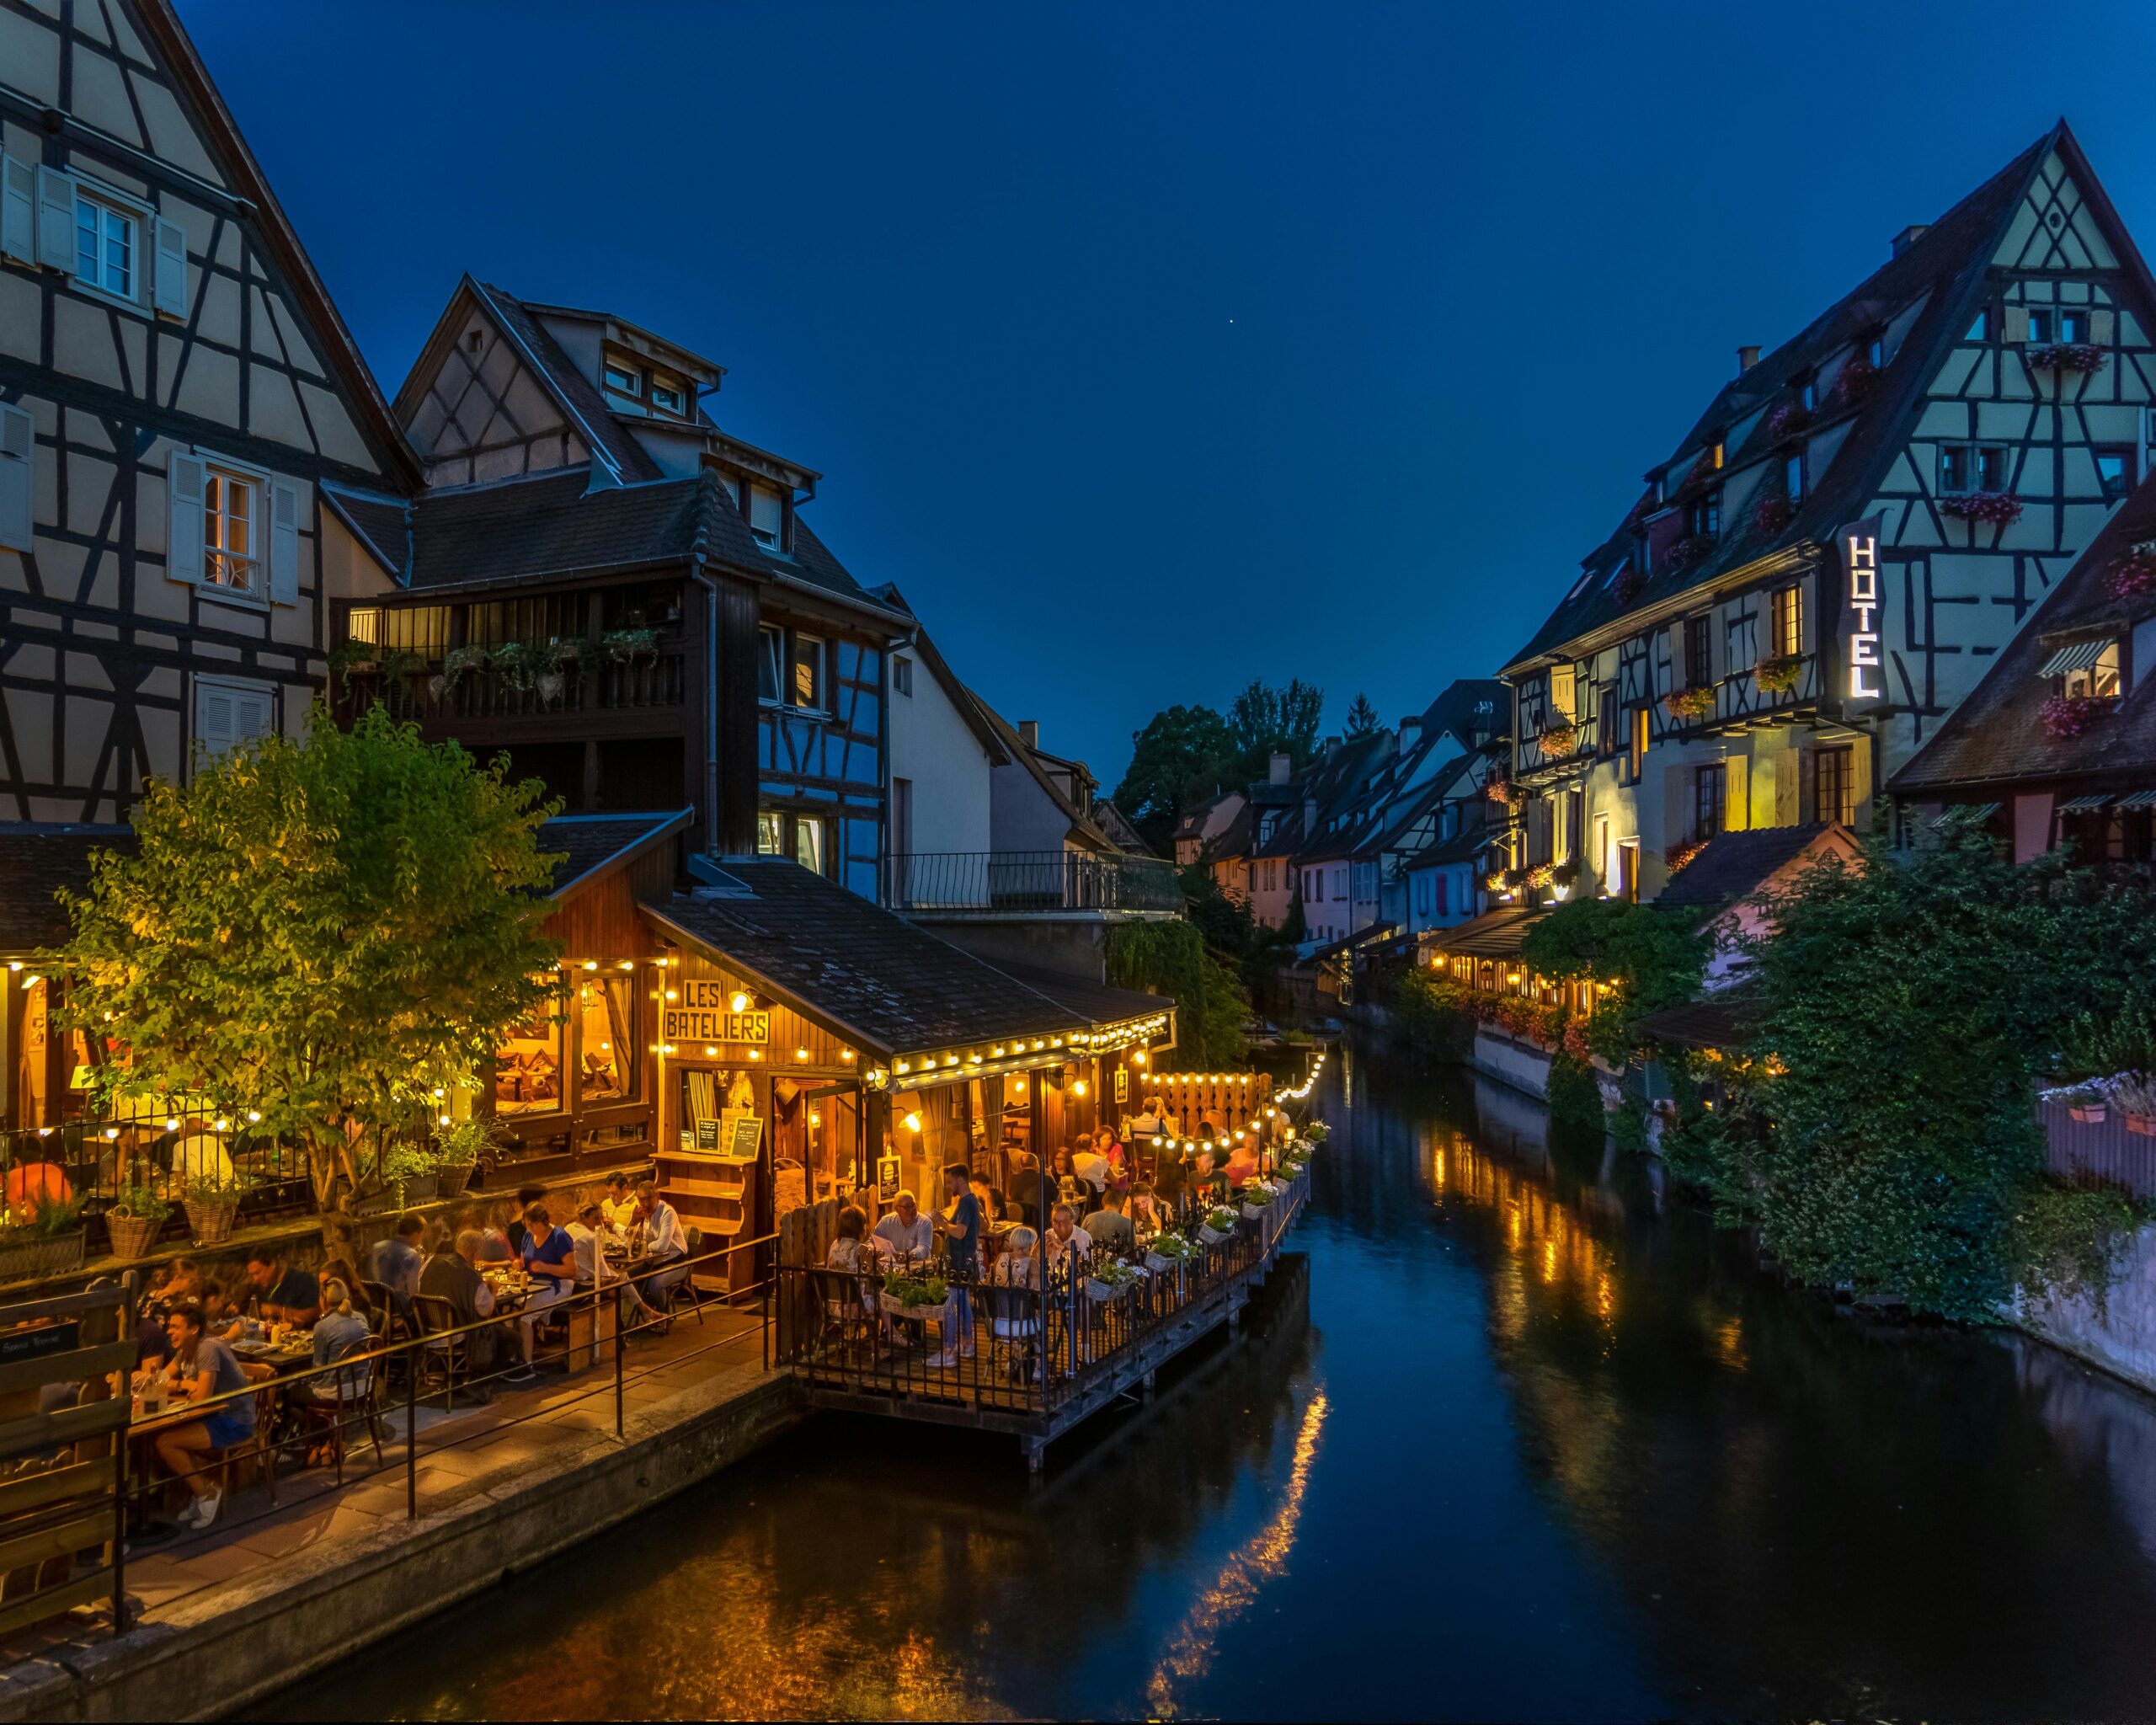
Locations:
889;850;1182;916
339;638;686;725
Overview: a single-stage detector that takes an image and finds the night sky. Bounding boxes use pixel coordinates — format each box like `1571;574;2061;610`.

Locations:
181;0;2156;790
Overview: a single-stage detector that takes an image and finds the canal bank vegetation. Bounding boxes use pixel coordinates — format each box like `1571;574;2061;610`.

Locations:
1662;825;2153;1322
1107;917;1251;1069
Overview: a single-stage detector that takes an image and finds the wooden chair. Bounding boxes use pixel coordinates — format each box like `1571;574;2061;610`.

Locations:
808;1267;876;1365
977;1283;1041;1386
290;1334;388;1477
211;1385;282;1509
656;1227;708;1327
412;1293;477;1407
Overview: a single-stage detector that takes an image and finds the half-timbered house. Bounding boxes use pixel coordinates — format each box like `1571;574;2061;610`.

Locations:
1500;123;2156;908
328;279;905;900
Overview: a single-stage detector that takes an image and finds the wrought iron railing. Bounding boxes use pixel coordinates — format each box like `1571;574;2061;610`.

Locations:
888;850;1182;916
774;1168;1307;1413
339;638;686;725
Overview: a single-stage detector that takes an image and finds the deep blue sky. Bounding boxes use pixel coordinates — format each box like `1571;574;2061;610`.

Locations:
184;0;2156;792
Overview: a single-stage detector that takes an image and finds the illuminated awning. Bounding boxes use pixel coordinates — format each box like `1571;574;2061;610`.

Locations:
2038;638;2114;676
2054;794;2112;814
1931;803;1999;827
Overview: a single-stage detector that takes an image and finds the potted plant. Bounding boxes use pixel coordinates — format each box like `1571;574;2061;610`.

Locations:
183;1170;250;1247
2025;343;2107;376
1550;860;1582;891
2039;692;2111;740
1754;654;1803;695
1305;1121;1328;1144
326;637;378;678
1145;1231;1198;1275
435;1118;488;1200
1198;1205;1241;1247
104;1182;171;1261
1663;686;1716;724
1764;402;1812;441
370;1141;437;1215
2057;1086;2107;1126
878;1269;948;1318
601;626;661;665
2105;546;2156;602
438;644;491;698
1538;722;1579;757
0;1195;86;1281
1086;1258;1141;1305
1664;533;1715;571
1239;1179;1280;1221
1832;354;1878;403
1939;491;2023;526
488;640;543;694
1751;493;1796;536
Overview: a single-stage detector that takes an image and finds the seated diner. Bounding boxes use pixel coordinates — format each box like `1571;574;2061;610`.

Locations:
151;1300;255;1530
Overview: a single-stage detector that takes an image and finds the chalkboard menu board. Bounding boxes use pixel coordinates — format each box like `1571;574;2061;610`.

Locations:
728;1114;764;1159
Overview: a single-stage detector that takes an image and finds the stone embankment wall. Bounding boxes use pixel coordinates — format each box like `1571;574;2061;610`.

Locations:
2015;1223;2156;1398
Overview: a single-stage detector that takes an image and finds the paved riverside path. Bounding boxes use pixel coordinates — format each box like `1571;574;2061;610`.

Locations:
0;1315;799;1722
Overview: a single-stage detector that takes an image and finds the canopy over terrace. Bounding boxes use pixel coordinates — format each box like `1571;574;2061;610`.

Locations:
639;859;1173;1211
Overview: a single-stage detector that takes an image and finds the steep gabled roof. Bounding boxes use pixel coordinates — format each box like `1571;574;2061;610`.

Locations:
137;2;422;490
1655;824;1844;911
969;693;1113;850
874;590;1007;764
539;810;691;900
320;483;411;579
1506;123;2153;672
1892;466;2156;792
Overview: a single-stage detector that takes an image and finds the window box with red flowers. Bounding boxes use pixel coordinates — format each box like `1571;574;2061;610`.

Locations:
1831;355;1878;404
2105;545;2156;602
1750;493;1796;536
2025;343;2107;376
1538;722;1580;757
1939;491;2023;526
1663;533;1715;572
2039;692;2112;739
1753;654;1803;696
1662;686;1716;724
1764;403;1812;441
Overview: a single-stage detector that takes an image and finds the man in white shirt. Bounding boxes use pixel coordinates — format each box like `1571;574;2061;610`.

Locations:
1042;1203;1095;1274
630;1179;689;1313
1070;1133;1111;1194
872;1190;934;1265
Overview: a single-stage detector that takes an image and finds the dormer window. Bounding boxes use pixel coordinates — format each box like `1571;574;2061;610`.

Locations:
602;361;641;398
649;377;686;416
748;485;784;553
1648;471;1665;505
1688;491;1721;537
1867;331;1886;368
1785;452;1806;503
2043;638;2121;700
1798;374;1817;412
1710;435;1725;470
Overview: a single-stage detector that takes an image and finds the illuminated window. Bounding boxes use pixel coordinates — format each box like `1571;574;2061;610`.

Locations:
791;633;825;709
495;985;564;1116
1627;706;1649;780
1549;663;1577;718
204;465;258;592
794;814;826;875
2064;643;2122;701
1771;585;1804;659
757;810;784;854
575;975;637;1103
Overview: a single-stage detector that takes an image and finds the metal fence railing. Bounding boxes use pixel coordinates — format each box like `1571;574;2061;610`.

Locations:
774;1168;1308;1416
888;850;1183;916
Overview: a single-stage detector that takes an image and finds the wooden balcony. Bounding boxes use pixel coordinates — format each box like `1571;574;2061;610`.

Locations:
336;637;688;743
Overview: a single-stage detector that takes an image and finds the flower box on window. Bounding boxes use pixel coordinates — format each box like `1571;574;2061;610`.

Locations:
1831;355;1879;403
2039;692;2112;740
1613;569;1645;606
1750;494;1796;535
1663;533;1715;572
1764;403;1812;441
1662;686;1716;724
1939;491;2023;526
1753;654;1803;695
1538;723;1580;757
2025;343;2107;375
2105;547;2156;602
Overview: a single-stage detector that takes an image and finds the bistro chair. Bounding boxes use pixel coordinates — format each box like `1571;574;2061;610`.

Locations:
809;1267;877;1365
412;1293;475;1408
290;1339;388;1477
657;1227;709;1327
212;1384;282;1509
976;1284;1040;1388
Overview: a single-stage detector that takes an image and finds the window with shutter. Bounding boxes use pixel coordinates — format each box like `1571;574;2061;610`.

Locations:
0;403;33;553
269;478;300;605
152;217;187;318
193;676;274;764
0;155;35;264
166;451;206;585
749;486;784;553
34;166;73;272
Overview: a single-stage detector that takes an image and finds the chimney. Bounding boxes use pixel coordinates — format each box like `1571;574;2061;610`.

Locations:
1736;344;1761;375
1018;719;1038;750
1268;751;1291;784
1891;223;1929;258
1398;715;1422;748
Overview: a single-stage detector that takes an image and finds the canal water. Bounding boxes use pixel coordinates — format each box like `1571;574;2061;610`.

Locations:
269;1047;2156;1721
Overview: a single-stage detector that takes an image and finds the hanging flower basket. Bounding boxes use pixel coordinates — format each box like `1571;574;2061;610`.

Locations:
1753;654;1803;695
2105;547;2156;602
1940;491;2023;526
1485;777;1515;805
1663;686;1716;724
1538;723;1579;757
2025;343;2107;376
1750;494;1796;536
1519;862;1556;891
2039;692;2111;740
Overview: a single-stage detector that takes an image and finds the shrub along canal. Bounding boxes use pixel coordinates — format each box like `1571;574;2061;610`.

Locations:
264;1044;2156;1722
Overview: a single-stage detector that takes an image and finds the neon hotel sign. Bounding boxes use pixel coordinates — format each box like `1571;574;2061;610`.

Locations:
1844;529;1882;700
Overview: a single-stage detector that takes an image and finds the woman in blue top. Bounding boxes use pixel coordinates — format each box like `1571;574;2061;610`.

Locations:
511;1201;579;1384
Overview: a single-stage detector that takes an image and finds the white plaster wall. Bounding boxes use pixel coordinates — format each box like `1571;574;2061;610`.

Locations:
889;658;992;856
2015;1222;2156;1398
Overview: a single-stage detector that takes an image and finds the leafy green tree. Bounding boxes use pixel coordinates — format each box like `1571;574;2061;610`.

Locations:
1519;897;1707;1061
1106;919;1250;1069
52;703;563;1208
1113;704;1235;853
1228;678;1323;780
1669;827;2151;1319
1344;693;1380;737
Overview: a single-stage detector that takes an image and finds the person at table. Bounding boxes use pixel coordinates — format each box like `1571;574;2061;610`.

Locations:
371;1214;426;1301
504;1186;547;1258
504;1202;578;1383
198;1279;246;1346
1042;1203;1095;1275
1094;1125;1129;1190
153;1300;255;1530
1223;1135;1261;1186
1189;1145;1230;1207
872;1189;934;1266
600;1172;638;1231
1084;1186;1135;1258
1132;1095;1166;1138
419;1229;504;1383
1070;1134;1112;1195
1049;1147;1087;1215
243;1247;321;1328
292;1278;373;1430
968;1174;1011;1226
627;1180;689;1315
1153;1146;1187;1215
1129;1181;1165;1241
1006;1155;1049;1229
475;1205;517;1267
928;1163;979;1368
318;1255;379;1325
149;1258;203;1313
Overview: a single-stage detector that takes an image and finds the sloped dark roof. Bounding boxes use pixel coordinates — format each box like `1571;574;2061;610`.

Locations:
987;961;1172;1027
968;695;1112;850
1892;466;2156;792
1417;679;1510;750
1428;905;1545;958
405;470;712;590
1505;124;2139;671
471;282;665;485
1635;996;1763;1052
642;862;1097;1058
1268;734;1396;860
321;483;411;579
537;811;691;899
1655;824;1834;909
0;825;136;952
1307;921;1396;961
1406;823;1506;870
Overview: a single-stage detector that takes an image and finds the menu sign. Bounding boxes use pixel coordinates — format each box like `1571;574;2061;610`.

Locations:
664;980;770;1047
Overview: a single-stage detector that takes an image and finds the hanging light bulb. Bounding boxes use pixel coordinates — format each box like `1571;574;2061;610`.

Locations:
730;991;750;1013
904;1112;922;1132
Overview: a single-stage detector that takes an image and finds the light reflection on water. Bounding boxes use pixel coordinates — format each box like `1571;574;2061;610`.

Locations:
266;1050;2156;1722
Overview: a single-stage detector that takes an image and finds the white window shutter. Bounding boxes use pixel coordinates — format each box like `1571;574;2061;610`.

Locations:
34;166;73;272
268;477;300;605
152;216;187;317
194;681;234;761
233;685;274;746
0;156;35;264
167;451;206;585
0;403;33;553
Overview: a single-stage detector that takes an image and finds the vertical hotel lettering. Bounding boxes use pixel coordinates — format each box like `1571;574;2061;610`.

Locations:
1844;529;1883;701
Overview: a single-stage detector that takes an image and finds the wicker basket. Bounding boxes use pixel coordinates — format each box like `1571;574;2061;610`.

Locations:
0;1230;86;1282
184;1200;239;1247
1145;1251;1188;1275
1198;1221;1235;1247
436;1161;476;1200
879;1290;943;1319
105;1212;165;1261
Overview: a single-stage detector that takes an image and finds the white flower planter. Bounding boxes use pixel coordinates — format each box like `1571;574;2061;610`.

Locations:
1145;1252;1189;1275
1198;1221;1235;1247
878;1290;941;1319
1241;1202;1271;1221
1086;1276;1134;1304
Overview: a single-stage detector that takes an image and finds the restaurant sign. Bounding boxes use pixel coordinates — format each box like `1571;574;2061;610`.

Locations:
663;979;770;1047
1841;519;1885;704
